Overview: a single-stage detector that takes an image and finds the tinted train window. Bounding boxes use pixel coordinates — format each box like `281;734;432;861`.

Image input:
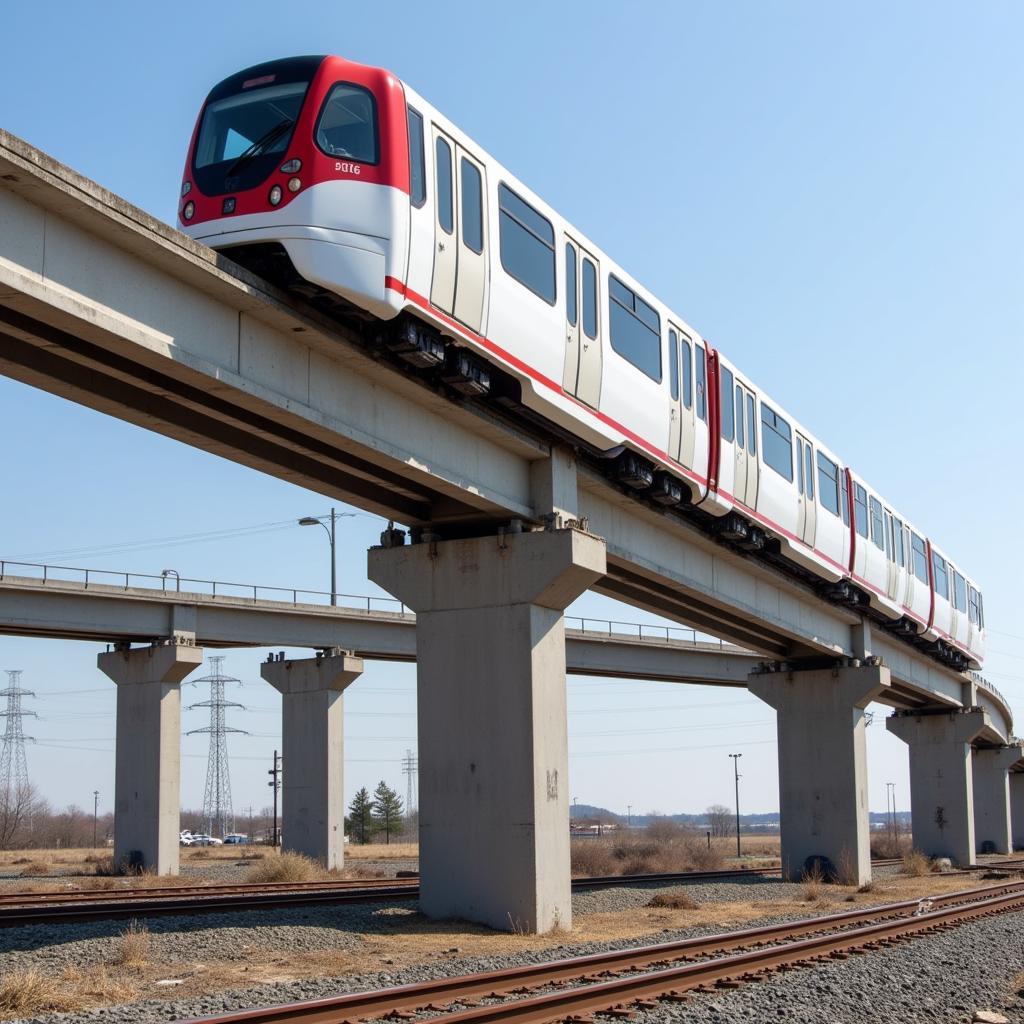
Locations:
869;497;884;550
933;552;949;600
582;258;598;338
609;276;661;380
953;571;967;611
407;108;426;207
681;336;693;409
498;184;555;303
911;533;928;583
735;384;744;449
669;330;679;401
695;347;707;421
892;517;905;567
854;484;868;538
719;365;734;441
804;443;814;500
316;83;379;163
817;453;840;516
968;586;980;625
761;404;793;481
436;138;453;234
840;471;850;525
746;394;756;455
460;159;483;254
565;245;577;327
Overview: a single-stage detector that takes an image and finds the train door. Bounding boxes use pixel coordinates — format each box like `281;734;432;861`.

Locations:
795;434;817;547
666;327;697;469
884;512;902;602
430;129;457;315
562;237;601;408
732;379;758;509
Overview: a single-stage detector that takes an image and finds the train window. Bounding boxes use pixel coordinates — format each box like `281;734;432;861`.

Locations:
695;347;707;421
968;586;980;625
746;394;756;455
407;108;426;207
932;552;949;600
869;496;884;549
979;591;985;627
498;184;556;304
853;484;868;538
816;453;840;516
911;533;928;583
582;258;598;338
735;384;744;449
796;438;804;493
609;276;662;381
315;83;379;164
436;138;453;234
804;443;814;500
681;336;693;410
953;571;967;612
669;330;679;401
565;245;577;327
884;512;893;562
840;472;850;526
718;365;735;441
761;404;793;482
460;158;483;254
892;516;905;567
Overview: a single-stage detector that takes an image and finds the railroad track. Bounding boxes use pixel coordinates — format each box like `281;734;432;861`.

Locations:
179;878;1024;1024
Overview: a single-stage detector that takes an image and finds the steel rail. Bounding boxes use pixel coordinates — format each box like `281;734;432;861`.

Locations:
178;879;1024;1024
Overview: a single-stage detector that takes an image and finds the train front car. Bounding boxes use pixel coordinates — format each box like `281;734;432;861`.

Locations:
178;55;410;320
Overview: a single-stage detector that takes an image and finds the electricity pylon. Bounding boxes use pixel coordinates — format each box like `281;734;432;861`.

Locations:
0;670;36;803
187;656;246;838
401;748;418;817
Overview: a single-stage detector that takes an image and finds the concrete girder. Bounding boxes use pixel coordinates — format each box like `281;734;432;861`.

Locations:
369;529;606;934
972;745;1023;855
97;640;204;874
261;650;363;869
749;664;890;886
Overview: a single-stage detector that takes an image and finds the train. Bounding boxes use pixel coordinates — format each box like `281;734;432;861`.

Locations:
178;54;985;671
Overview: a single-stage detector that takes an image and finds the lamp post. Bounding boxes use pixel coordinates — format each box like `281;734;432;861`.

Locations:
299;508;354;607
729;753;742;859
92;790;99;848
160;569;180;592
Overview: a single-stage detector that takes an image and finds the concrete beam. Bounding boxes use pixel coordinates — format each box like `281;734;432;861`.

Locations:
97;640;203;874
261;650;363;869
369;529;605;934
749;663;890;885
1011;774;1024;852
972;745;1023;855
887;709;988;866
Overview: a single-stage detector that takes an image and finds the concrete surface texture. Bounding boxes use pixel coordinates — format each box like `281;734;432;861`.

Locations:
261;650;364;869
97;641;204;874
369;528;606;933
1010;774;1024;852
749;663;890;885
887;709;987;866
972;745;1022;854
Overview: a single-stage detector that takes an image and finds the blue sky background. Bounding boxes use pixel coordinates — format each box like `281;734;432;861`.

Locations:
1;1;1022;823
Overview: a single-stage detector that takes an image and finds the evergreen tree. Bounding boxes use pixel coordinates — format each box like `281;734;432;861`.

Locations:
372;780;403;845
347;786;376;845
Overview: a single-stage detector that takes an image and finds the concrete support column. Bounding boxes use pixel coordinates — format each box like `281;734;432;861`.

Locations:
98;639;203;874
260;649;363;869
886;709;987;866
972;745;1022;855
369;528;605;933
749;663;890;886
1011;774;1024;852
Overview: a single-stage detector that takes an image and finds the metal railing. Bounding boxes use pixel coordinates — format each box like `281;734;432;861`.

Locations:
564;616;731;651
0;559;408;615
969;671;1013;722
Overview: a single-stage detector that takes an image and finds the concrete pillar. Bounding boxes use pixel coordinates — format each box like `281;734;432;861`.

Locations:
748;663;890;886
98;640;203;874
260;649;363;869
972;745;1022;855
886;709;987;866
369;527;605;933
1011;773;1024;852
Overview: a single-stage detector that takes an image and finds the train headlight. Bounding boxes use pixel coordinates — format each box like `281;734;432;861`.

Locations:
181;181;192;197
268;185;283;206
287;177;302;193
182;201;195;220
279;159;301;173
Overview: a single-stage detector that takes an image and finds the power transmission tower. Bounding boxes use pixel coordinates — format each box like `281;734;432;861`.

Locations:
401;748;418;817
187;656;247;838
0;670;37;802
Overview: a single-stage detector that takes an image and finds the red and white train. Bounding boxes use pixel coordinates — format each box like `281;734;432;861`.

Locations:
179;54;985;670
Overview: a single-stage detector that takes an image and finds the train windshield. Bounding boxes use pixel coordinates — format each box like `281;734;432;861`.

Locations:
193;81;308;193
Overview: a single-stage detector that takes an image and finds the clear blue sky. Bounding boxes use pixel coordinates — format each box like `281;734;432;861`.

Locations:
1;1;1022;823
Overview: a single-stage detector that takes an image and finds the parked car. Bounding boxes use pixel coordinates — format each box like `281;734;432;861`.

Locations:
223;834;250;845
188;834;223;846
179;831;195;846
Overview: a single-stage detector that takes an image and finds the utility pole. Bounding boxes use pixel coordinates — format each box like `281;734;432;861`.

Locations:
886;782;896;840
92;790;99;848
267;750;282;845
401;749;418;817
627;804;632;828
299;508;355;606
729;753;742;859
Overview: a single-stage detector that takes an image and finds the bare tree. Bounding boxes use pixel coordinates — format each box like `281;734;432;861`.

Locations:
706;804;732;838
0;782;40;849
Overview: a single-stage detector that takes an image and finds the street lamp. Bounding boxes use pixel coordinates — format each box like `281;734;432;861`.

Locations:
298;508;342;606
729;753;743;859
161;569;180;592
92;790;99;848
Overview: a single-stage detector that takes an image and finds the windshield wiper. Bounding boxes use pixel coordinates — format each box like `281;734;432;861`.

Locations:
223;118;294;180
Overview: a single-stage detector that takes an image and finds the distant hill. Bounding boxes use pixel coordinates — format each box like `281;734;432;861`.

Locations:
570;804;911;827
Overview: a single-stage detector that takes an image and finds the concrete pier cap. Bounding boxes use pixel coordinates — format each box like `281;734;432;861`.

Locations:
748;660;890;887
368;526;606;934
886;708;988;866
261;648;364;870
97;638;204;875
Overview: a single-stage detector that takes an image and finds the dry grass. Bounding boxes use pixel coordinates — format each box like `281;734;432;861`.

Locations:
901;849;933;877
571;823;726;877
647;889;699;910
0;970;82;1015
801;862;826;901
112;920;151;967
344;841;418;860
16;858;52;877
246;851;323;884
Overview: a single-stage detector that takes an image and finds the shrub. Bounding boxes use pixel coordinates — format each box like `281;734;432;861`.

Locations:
112;920;150;966
17;859;52;877
246;851;321;884
801;862;825;901
0;970;81;1014
647;889;698;910
900;850;932;877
